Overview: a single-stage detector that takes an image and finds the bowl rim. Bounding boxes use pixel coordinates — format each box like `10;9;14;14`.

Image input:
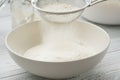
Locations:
5;21;111;63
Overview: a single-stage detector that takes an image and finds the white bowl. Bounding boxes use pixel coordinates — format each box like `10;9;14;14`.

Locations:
5;21;110;79
82;0;120;25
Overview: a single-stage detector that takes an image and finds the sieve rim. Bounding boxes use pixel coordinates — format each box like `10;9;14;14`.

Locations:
31;0;91;15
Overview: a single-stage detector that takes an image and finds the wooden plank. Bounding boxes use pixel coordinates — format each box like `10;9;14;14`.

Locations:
0;4;10;17
0;53;20;74
91;23;120;39
100;25;120;39
0;72;48;80
108;38;120;52
70;50;120;80
0;16;11;35
81;17;120;39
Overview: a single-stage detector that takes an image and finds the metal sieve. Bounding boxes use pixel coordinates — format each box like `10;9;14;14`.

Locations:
31;0;107;23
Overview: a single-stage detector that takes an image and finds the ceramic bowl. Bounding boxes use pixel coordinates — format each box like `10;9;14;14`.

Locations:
5;21;110;79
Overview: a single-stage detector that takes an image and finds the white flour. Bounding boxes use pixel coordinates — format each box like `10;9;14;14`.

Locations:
41;3;79;12
24;21;96;62
24;43;94;62
24;3;96;62
40;2;80;23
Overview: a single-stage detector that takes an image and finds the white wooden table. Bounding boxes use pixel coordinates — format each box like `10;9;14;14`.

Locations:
0;5;120;80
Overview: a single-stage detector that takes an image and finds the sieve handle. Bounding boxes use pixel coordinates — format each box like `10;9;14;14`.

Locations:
89;0;107;6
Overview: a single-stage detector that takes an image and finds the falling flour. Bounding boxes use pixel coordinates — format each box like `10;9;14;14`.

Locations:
24;21;96;62
24;3;96;62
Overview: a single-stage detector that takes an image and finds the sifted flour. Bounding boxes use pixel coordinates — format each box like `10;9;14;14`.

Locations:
41;2;79;12
24;43;95;62
24;21;96;62
24;3;96;62
39;2;80;23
